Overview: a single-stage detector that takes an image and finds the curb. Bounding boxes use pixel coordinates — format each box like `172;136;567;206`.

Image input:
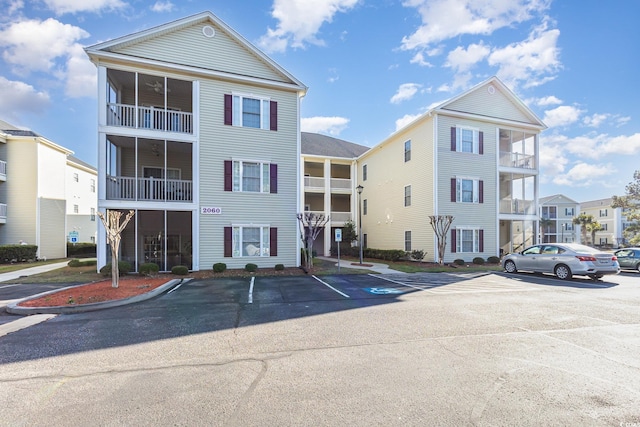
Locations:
6;278;188;315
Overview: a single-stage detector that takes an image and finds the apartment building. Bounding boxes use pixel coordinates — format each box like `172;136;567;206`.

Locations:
539;194;578;243
0;120;97;259
580;198;624;247
357;77;546;263
85;11;307;272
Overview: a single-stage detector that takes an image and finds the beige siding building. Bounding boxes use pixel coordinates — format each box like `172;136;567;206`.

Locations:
539;194;579;243
66;156;98;244
85;11;307;272
579;198;625;247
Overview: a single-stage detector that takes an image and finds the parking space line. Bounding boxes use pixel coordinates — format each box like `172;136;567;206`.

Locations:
369;274;427;290
248;277;255;304
312;275;350;298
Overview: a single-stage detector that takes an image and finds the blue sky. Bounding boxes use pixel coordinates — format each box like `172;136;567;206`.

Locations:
1;0;639;203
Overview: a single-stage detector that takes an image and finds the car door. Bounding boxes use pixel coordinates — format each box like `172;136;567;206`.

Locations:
537;245;562;273
518;245;542;271
615;249;633;268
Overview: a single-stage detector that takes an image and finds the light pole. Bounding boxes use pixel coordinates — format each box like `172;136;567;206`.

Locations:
356;184;364;265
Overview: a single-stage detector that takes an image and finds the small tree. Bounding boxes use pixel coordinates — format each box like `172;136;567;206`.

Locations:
539;218;554;243
297;212;329;269
586;221;604;246
429;215;454;265
339;219;358;255
97;209;135;288
612;170;640;246
572;213;594;245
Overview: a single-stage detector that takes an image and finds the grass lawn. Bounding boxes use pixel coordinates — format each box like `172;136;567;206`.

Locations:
0;259;69;274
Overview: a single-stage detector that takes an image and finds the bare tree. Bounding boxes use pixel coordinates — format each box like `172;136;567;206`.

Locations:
297;212;329;269
429;215;454;265
97;209;135;288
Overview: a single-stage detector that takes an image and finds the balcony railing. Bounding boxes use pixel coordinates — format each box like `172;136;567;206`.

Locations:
499;152;536;169
107;175;193;202
304;176;325;189
500;199;535;215
0;160;5;180
0;203;6;222
304;176;353;191
107;103;193;134
305;211;352;223
331;178;351;190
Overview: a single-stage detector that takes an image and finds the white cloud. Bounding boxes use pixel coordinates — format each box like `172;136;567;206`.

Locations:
543;105;583;128
65;44;97;97
0;77;50;121
536;95;562;106
42;0;126;14
400;0;551;51
151;1;174;13
552;162;614;187
409;52;433;67
600;133;640;156
390;83;422;104
616;116;631;127
301;116;349;135
6;0;24;15
444;43;490;73
583;113;609;128
395;113;422;131
258;0;359;53
488;20;561;88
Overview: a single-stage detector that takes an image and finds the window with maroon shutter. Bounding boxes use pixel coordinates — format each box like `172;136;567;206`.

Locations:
270;164;278;193
451;127;456;151
224;94;232;125
451;178;457;202
479;229;484;252
451;229;457;253
479;131;484;155
224;160;232;191
224;227;232;257
479;180;484;203
270;101;277;131
270;228;277;256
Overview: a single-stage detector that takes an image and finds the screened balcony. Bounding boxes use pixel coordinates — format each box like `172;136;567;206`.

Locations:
303;161;353;192
498;129;536;170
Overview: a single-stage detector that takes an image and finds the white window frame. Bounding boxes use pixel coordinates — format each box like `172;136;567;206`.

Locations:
90;179;96;193
73;172;79;182
232;160;271;193
565;207;574;216
232;93;271;130
404;140;411;162
456;177;479;203
232;225;271;257
363;164;368;181
363;199;368;215
404;230;411;252
73;204;79;214
404;185;411;207
456;126;479;154
456;228;480;253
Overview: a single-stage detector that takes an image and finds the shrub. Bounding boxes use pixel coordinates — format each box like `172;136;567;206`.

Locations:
487;256;501;264
139;262;160;276
453;259;465;266
69;259;97;267
66;242;96;258
99;260;132;277
473;257;485;265
171;265;189;275
68;259;82;267
213;262;227;273
245;263;258;272
363;248;407;262
275;263;285;271
0;244;38;264
411;249;426;262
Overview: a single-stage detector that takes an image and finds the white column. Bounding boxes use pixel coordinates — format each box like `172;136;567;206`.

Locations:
324;159;332;256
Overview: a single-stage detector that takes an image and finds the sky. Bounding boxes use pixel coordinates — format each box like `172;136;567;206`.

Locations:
1;0;639;203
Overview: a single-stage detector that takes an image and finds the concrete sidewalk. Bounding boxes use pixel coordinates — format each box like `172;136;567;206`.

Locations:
0;261;71;283
317;256;406;274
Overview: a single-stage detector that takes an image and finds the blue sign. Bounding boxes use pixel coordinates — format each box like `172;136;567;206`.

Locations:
364;287;404;295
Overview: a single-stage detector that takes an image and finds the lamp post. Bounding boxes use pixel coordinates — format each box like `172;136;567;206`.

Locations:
356;184;364;265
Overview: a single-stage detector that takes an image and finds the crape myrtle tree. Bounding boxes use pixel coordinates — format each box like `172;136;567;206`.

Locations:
297;212;329;269
612;169;640;246
572;213;594;245
429;215;454;265
97;209;135;288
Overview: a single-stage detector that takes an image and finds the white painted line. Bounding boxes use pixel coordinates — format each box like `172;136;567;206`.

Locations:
0;284;20;289
369;274;427;290
0;314;57;338
167;282;184;294
312;275;350;298
248;277;255;304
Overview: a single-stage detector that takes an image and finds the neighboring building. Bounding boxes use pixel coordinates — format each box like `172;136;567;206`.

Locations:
66;156;98;244
579;198;624;247
356;77;546;263
0;119;97;259
300;132;369;255
85;11;307;272
539;194;578;243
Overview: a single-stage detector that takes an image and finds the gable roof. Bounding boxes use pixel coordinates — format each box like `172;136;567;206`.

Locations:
85;11;307;94
540;194;579;204
301;132;369;158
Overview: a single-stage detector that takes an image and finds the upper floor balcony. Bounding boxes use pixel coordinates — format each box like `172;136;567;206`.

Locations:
0;203;6;223
105;69;193;135
499;151;536;170
0;160;6;181
498;129;537;171
304;176;352;193
304;161;353;193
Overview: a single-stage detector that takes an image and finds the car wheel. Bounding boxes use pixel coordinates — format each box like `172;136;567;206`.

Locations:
554;264;572;280
636;263;640;273
504;260;517;273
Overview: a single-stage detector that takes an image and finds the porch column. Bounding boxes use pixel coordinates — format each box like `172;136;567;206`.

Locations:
324;159;332;256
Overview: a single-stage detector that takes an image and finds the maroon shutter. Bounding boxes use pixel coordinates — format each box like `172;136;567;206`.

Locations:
224;227;232;257
224;160;232;191
451;127;456;151
478;131;484;154
479;229;484;252
270;101;278;131
451;229;457;253
479;180;484;203
224;94;232;125
270;164;278;194
451;178;457;202
270;228;278;257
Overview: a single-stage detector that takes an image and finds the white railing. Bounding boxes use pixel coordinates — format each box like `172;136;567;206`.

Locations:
0;203;6;218
500;199;535;215
304;176;325;189
0;160;6;176
330;211;352;222
107;103;193;134
331;178;351;190
499;151;536;169
107;175;193;201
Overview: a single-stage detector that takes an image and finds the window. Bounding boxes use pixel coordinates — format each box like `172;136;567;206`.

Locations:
224;226;276;257
73;173;79;182
542;206;557;219
452;178;483;203
404;140;411;162
73;204;79;213
601;223;608;231
363;199;368;215
224;94;277;130
599;209;608;217
90;179;96;193
90;208;95;221
452;228;484;253
451;127;483;154
404;231;411;252
565;207;574;216
363;233;368;249
224;160;277;193
363;164;367;181
404;185;411;207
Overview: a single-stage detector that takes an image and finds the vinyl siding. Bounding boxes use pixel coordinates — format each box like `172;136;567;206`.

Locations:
442;83;532;124
358;120;436;261
114;21;288;84
38;198;66;259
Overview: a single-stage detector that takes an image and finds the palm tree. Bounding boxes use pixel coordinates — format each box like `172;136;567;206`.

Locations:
572;213;594;245
539;218;554;243
586;221;604;246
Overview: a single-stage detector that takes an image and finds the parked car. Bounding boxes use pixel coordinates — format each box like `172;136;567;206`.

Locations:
614;247;640;272
503;243;620;280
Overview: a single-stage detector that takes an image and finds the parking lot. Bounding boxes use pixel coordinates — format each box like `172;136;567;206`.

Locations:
1;271;639;426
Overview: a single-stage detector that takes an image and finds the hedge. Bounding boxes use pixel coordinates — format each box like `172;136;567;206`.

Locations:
99;260;132;276
66;242;96;258
0;245;38;264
